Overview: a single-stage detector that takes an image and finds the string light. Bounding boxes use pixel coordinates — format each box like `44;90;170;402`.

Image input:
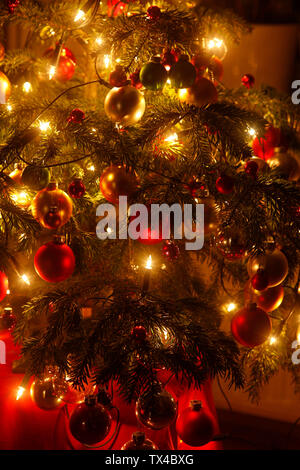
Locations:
16;386;26;401
48;65;56;80
11;191;30;207
6;103;12;112
269;336;277;345
20;274;30;285
6;289;10;295
87;164;95;172
225;302;237;313
22;82;32;93
248;128;256;137
164;132;179;144
103;55;111;69
95;37;103;46
145;255;152;270
178;88;188;100
74;9;86;23
38;121;51;133
207;38;224;50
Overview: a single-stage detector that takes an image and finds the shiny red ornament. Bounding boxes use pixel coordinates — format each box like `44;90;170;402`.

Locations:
251;268;269;291
215;173;234;195
7;0;20;13
231;303;272;348
241;74;255;89
69;397;111;445
44;46;76;82
131;325;147;342
176;401;214;447
109;66;128;87
67;108;85;124
34;237;75;283
0;308;16;331
244;160;259;179
245;281;284;313
68;178;86;199
252;126;286;161
147;6;161;20
107;0;127;17
136;389;177;430
215;230;246;261
121;432;158;450
162;240;180;261
247;249;288;288
0;271;9;302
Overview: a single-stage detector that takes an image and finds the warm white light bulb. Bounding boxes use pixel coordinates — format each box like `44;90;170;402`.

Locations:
225;302;237;313
20;274;30;285
23;82;32;93
16;386;26;401
145;255;152;270
74;9;86;22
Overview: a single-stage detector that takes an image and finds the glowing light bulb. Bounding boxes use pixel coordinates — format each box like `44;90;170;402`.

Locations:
6;103;12;112
16;386;25;401
164;132;178;143
95;37;103;46
22;82;32;93
207;38;223;49
225;302;237;313
20;274;30;285
178;88;188;100
87;164;95;172
6;289;10;295
74;9;86;22
145;255;152;270
269;336;277;345
39;121;51;133
116;58;121;64
165;65;171;72
248;128;256;137
11;191;30;207
49;65;56;80
104;55;111;69
166;78;171;85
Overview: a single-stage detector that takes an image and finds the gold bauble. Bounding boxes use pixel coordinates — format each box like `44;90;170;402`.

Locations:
99;165;138;204
268;149;300;181
247;249;288;287
178;77;218;107
104;85;145;127
32;182;73;229
30;375;66;410
244;280;284;312
0;71;11;104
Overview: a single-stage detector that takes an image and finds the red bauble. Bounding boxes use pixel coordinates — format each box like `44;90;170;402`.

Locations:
44;46;76;82
0;308;16;331
251;268;269;291
107;0;127;16
244;160;259;179
241;73;255;89
247;249;288;288
252;126;286;161
179;77;218;107
245;281;284;313
100;165;138;204
231;303;272;348
32;182;73;229
69;398;111;445
215;230;246;261
131;325;147;342
216;173;234;195
67;108;85;124
162;240;180;261
109;66;128;87
121;432;158;450
34;237;75;283
176;401;214;447
147;6;161;20
136;389;177;430
68;178;86;199
0;271;9;302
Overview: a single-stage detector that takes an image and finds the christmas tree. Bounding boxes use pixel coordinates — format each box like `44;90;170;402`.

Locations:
0;0;299;451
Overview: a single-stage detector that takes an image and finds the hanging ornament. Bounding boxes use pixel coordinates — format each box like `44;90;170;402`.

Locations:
241;73;255;89
99;165;138;204
140;57;168;91
0;43;5;61
121;432;158;450
32;182;73;229
9;163;24;185
161;49;177;71
244;160;258;179
268;148;300;182
176;401;214;447
109;65;128;88
67;108;85;124
252;126;286;161
0;307;16;331
162;240;180;261
131;325;147;342
130;69;142;89
7;0;20;13
169;55;196;89
107;0;127;17
30;371;66;410
245;281;284;313
191;51;210;77
0;71;11;105
21;165;50;191
247;249;288;287
104;85;145;127
34;236;75;283
69;396;112;445
209;56;223;83
215;229;246;261
251;268;269;291
147;6;162;20
44;45;76;82
0;271;9;302
179;77;218;107
215;173;234;195
231;303;272;348
39;26;55;41
136;389;177;430
68;178;86;199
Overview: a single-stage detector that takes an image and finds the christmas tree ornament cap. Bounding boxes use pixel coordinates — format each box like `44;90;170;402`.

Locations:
47;181;58;191
4;307;12;314
84;395;97;406
151;56;161;63
190;400;202;411
178;54;189;61
247;302;258;310
132;431;146;445
53;235;65;245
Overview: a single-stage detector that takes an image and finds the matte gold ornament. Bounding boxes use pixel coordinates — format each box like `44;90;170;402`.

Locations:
104;85;145;127
247;249;288;288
